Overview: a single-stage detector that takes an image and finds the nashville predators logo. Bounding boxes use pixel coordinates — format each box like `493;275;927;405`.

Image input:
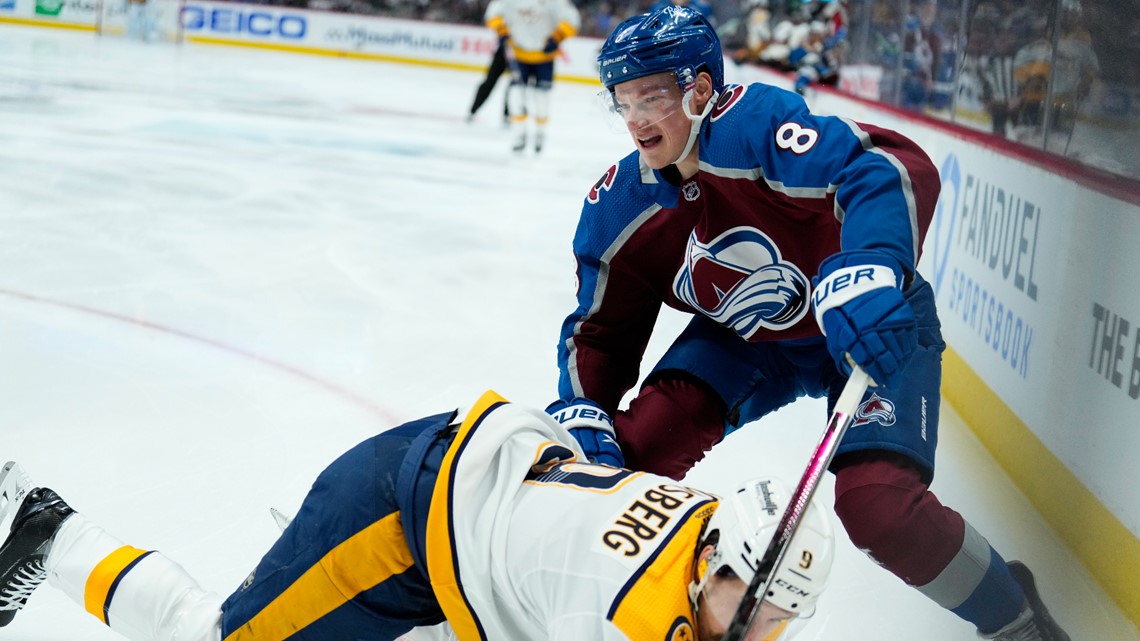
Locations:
853;393;897;428
666;616;695;641
588;164;619;204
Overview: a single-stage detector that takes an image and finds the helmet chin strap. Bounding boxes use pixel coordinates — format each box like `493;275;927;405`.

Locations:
671;87;719;167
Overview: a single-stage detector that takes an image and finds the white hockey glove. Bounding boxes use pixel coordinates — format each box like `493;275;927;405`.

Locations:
545;399;625;468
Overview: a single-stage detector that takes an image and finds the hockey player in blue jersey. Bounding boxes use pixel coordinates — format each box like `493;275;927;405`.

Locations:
550;6;1071;640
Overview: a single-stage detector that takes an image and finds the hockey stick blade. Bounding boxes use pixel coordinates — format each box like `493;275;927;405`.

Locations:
723;366;871;641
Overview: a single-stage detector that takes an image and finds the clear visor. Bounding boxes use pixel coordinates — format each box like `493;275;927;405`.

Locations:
596;79;684;134
700;574;800;641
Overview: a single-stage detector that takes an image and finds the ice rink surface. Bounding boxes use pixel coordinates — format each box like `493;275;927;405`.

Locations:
1;24;1136;641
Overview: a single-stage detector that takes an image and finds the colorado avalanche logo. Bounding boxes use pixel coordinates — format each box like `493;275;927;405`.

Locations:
852;393;897;428
673;226;809;338
588;164;619;204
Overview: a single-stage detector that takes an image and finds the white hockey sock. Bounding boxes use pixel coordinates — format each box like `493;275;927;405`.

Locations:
533;87;551;127
47;514;223;641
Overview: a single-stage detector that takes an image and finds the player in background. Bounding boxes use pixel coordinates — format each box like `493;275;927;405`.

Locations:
0;391;834;641
465;36;511;126
484;0;580;154
551;6;1070;641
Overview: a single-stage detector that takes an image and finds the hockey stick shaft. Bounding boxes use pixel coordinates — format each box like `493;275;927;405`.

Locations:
723;365;872;641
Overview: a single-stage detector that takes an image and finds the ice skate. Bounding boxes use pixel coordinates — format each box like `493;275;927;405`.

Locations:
534;130;545;154
512;130;527;153
0;485;75;627
981;561;1072;641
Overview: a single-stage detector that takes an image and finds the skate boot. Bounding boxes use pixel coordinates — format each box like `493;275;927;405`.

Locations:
512;130;527;153
0;485;75;627
534;130;545;154
981;561;1072;641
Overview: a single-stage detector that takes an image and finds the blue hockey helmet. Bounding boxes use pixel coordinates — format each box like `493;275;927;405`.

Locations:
597;5;725;94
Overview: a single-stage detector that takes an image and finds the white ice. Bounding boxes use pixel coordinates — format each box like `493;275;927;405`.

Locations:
0;24;1135;641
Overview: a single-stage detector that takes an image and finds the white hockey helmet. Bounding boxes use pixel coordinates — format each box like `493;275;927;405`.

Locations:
698;477;834;617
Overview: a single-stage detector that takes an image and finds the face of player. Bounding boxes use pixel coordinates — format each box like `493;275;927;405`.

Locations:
695;572;795;641
608;71;713;172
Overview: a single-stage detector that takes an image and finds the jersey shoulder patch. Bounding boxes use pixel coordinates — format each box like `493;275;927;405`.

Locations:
710;83;747;122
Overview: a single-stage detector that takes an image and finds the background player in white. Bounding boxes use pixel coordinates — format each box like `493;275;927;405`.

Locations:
0;390;832;641
484;0;580;153
551;6;1071;641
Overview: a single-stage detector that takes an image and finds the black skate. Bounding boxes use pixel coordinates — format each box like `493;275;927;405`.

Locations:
982;561;1072;641
0;486;75;627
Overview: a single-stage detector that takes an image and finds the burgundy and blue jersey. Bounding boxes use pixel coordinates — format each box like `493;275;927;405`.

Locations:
557;82;940;409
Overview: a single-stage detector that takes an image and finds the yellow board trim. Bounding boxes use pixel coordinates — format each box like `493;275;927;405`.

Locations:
425;390;507;641
84;545;151;624
223;511;414;641
0;16;94;31
942;346;1140;628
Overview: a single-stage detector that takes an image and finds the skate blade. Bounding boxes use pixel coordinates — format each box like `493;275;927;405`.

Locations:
0;462;33;530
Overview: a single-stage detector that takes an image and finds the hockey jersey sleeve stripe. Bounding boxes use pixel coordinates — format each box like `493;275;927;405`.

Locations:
552;19;577;41
84;545;154;625
835;117;921;262
222;511;415;641
485;15;508;37
608;499;716;641
559;200;663;402
424;390;508;641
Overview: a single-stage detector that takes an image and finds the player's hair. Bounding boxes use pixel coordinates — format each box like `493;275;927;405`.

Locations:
699;477;834;616
597;5;725;93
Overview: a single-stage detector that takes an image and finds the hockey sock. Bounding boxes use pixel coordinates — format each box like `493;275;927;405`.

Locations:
47;514;224;641
834;453;1026;632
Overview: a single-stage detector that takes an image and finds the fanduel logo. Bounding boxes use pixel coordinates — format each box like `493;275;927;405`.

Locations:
673;226;809;338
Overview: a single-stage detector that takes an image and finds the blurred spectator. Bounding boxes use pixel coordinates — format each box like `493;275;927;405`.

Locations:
900;0;946;112
1010;7;1099;142
789;0;846;93
955;1;1016;135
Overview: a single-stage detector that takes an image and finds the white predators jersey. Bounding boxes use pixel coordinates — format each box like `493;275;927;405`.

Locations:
484;0;580;60
421;391;719;641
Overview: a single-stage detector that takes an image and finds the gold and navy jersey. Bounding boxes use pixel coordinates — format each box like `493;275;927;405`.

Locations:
424;391;718;641
484;0;579;63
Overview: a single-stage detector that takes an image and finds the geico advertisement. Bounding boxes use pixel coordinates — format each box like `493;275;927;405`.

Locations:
178;1;602;78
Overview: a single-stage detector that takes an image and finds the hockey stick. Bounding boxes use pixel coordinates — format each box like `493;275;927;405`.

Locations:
723;365;872;641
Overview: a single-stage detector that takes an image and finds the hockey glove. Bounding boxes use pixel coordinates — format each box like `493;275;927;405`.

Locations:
812;250;917;388
546;398;625;468
542;37;560;54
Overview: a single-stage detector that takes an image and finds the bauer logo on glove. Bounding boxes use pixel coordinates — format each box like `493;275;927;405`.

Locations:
546;398;625;468
811;250;917;389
